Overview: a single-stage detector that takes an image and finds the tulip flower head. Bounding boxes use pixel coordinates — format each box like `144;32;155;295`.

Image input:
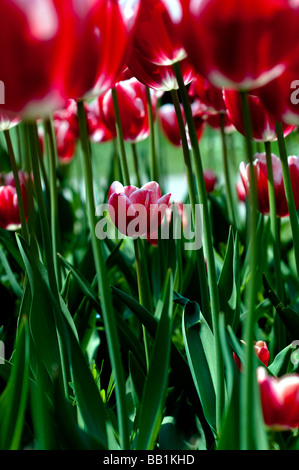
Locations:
233;340;270;371
108;181;171;239
240;153;299;218
100;78;157;143
0;178;28;230
257;367;299;430
223;90;295;142
158;102;205;147
165;0;299;91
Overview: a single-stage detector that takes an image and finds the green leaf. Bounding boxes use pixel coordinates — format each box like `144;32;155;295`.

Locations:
218;228;240;331
182;300;216;432
0;316;30;449
263;274;299;333
135;270;173;450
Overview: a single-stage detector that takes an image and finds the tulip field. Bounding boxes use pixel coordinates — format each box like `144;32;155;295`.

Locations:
2;0;299;454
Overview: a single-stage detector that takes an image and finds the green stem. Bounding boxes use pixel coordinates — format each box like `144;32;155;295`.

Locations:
173;62;224;433
264;141;285;301
25;122;59;301
275;121;299;277
77;100;130;450
131;143;142;187
44;119;61;289
220;113;237;228
111;88;154;370
146;87;158;182
170;88;211;327
111;87;130;186
4;129;29;242
240;91;259;450
264;141;286;352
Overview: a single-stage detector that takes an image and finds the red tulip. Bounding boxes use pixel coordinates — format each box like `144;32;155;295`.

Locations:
233;340;270;371
223;90;295;142
108;181;171;238
0;183;28;230
204;169;217;194
127;51;195;92
188;75;227;114
158;102;205;147
100;78;157;143
61;0;141;101
166;0;299;91
0;0;140;118
126;0;196;91
258;64;299;126
257;367;299;430
84;98;114;144
129;0;186;67
52;100;79;164
240;153;299;217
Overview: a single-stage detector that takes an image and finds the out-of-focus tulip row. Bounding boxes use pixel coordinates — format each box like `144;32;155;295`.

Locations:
1;0;299;451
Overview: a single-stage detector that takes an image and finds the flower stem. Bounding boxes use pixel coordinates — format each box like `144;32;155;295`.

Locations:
4;129;29;242
111;87;130;186
131;143;142;187
44;118;61;289
25;122;59;301
146;86;158;182
170;88;211;327
264;141;285;301
275;121;299;277
220;113;237;228
77;100;130;450
264;141;286;352
240;91;260;450
173;62;224;434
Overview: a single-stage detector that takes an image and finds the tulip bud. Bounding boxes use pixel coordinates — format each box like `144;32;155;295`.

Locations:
233;340;270;371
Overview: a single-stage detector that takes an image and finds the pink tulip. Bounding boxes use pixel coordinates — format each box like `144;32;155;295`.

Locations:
108;181;171;238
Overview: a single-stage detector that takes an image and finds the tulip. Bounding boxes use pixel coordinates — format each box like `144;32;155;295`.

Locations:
233;340;270;371
158;102;205;147
127;52;195;92
108;181;171;238
51;100;80;164
223;90;295;142
258;63;299;126
100;78;157;143
204;169;217;194
0;183;28;230
165;0;299;91
257;367;299;430
240;153;299;217
0;0;140;118
126;0;196;91
129;0;186;67
62;0;141;101
84;98;114;144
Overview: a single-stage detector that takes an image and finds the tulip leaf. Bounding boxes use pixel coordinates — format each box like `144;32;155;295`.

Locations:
0;316;30;450
218;227;240;331
182;299;216;432
135;269;173;450
263;274;299;333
